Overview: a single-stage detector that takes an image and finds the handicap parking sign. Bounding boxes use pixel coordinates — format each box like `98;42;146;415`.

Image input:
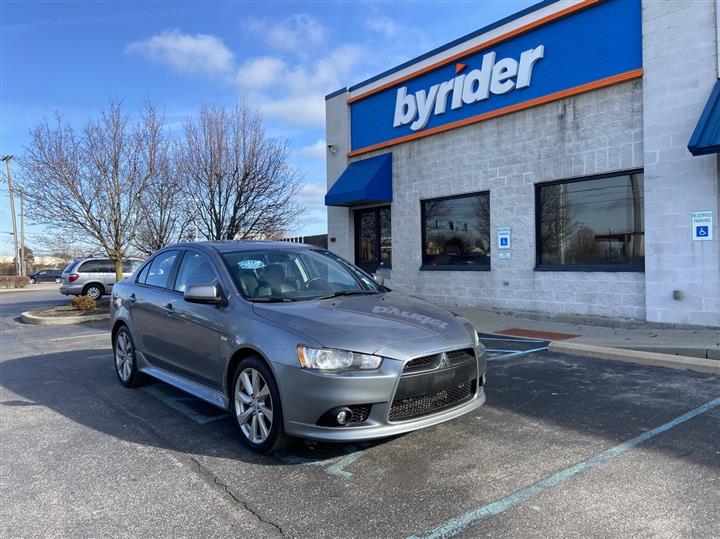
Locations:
500;237;509;246
691;211;713;241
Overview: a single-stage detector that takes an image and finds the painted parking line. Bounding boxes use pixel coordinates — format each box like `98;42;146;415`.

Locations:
280;443;369;477
408;395;720;539
142;383;230;424
50;333;108;341
486;346;549;362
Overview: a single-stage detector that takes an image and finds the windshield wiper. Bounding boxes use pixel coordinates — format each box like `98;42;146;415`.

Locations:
316;290;381;300
250;297;298;302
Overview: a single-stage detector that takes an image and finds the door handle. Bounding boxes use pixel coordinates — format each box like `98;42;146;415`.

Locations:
163;302;174;312
129;293;136;303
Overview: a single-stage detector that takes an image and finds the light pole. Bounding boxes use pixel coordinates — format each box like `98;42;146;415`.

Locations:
1;155;20;276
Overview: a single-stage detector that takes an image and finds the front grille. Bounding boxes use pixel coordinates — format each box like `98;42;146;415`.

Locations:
403;348;476;373
404;354;441;372
446;349;476;363
389;380;475;421
349;404;371;424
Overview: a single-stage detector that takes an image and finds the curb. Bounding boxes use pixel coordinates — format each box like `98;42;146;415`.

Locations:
20;310;110;326
549;341;720;375
0;285;60;293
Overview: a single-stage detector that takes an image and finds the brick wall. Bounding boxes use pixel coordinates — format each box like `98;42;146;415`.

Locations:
345;80;646;319
642;0;720;326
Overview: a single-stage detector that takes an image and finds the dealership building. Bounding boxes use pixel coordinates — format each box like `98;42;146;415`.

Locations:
324;0;719;327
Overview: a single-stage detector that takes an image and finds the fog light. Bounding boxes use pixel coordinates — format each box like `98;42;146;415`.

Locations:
336;409;351;425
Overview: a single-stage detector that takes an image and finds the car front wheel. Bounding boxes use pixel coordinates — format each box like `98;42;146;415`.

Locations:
232;357;290;453
29;278;36;284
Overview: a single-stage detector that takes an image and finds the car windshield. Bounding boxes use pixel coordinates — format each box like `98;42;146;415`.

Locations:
222;249;384;302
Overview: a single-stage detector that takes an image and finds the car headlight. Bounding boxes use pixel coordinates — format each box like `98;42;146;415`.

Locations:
296;345;383;371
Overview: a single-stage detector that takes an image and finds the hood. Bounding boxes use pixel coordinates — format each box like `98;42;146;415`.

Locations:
251;292;472;357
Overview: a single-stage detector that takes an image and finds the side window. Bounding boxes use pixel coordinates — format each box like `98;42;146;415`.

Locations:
136;262;151;284
144;251;179;289
99;259;115;273
78;260;101;273
174;252;218;293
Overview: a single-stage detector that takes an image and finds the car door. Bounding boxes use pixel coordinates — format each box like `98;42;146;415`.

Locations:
99;259;117;291
130;250;182;374
163;250;223;389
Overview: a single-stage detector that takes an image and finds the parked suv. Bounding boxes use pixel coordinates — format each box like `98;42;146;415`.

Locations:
110;241;486;453
61;257;144;299
28;269;63;284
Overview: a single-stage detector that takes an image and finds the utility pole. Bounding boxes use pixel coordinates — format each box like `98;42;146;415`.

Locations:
20;191;25;275
1;155;20;276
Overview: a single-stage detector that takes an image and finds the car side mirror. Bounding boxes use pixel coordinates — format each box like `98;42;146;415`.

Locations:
373;273;385;286
184;283;222;304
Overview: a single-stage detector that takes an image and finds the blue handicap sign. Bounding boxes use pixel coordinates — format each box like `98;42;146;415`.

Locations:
696;226;709;237
500;237;509;246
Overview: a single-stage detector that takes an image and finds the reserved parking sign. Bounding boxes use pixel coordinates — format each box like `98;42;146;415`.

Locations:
691;211;713;241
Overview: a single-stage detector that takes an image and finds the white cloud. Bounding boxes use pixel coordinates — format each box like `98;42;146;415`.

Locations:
289;182;328;235
237;45;364;127
366;16;401;38
126;29;234;75
235;56;286;89
247;14;327;54
295;139;327;159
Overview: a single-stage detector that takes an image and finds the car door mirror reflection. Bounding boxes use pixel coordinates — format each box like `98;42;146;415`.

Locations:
184;284;222;304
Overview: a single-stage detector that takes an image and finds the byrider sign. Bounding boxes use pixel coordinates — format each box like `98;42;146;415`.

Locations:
394;46;545;132
348;0;643;156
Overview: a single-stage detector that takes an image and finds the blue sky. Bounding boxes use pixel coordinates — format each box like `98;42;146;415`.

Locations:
1;0;537;257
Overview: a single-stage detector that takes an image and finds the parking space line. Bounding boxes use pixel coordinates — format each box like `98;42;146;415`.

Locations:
486;346;549;362
50;333;108;341
142;384;230;424
408;395;720;539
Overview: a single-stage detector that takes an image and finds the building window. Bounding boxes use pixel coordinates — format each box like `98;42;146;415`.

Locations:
421;192;490;270
536;171;644;271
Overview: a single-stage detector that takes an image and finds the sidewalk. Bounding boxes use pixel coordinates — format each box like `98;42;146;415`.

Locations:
452;307;720;361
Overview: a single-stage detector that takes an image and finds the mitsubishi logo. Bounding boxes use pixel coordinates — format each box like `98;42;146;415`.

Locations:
439;352;449;369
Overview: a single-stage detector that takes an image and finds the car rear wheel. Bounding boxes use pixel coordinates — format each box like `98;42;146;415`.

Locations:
83;283;103;299
232;357;291;453
113;326;144;388
55;278;61;284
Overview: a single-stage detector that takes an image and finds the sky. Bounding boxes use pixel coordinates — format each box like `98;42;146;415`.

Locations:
0;0;538;257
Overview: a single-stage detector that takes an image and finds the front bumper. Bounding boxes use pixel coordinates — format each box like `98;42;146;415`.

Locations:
278;346;487;442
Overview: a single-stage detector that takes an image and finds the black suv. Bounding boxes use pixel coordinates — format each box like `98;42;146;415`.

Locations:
28;269;63;284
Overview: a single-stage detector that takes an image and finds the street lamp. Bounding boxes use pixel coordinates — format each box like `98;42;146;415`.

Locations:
1;155;21;276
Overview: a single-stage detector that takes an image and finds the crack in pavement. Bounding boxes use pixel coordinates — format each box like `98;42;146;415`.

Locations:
190;456;286;537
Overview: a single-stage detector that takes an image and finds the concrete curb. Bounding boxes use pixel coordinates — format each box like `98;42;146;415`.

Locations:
549;341;720;375
20;310;109;326
0;285;60;293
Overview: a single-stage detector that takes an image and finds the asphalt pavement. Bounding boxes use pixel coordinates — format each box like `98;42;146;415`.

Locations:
1;289;718;538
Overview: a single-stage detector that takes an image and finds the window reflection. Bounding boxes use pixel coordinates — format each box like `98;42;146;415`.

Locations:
422;193;490;268
537;173;644;268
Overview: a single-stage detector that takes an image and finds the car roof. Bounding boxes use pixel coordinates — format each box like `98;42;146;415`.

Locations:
168;240;317;254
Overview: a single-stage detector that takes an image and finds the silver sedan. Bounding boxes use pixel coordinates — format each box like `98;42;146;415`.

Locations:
110;241;486;453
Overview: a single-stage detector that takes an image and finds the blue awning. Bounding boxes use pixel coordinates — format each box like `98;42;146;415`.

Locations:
325;153;392;207
688;79;720;156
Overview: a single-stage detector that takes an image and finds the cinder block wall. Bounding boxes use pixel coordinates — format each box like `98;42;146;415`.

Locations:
326;92;354;261
328;81;646;320
642;1;720;326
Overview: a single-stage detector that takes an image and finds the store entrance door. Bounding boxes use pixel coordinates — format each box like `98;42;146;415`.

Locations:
354;206;391;274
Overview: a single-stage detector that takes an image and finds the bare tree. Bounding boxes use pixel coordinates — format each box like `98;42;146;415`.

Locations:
133;144;192;255
20;99;163;281
178;102;302;241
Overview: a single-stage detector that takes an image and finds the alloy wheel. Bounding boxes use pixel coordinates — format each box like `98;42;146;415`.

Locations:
235;368;273;444
114;332;133;382
86;286;101;300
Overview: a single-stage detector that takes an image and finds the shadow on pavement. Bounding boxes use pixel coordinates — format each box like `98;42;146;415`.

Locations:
0;348;393;466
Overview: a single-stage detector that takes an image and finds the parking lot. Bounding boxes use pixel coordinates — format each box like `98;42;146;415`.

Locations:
2;288;719;538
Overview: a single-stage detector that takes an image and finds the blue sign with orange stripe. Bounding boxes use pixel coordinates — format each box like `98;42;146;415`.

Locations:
348;0;642;156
